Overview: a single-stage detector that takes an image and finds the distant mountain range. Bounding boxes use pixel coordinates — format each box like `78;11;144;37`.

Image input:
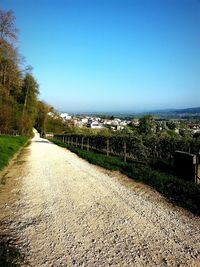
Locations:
143;107;200;117
171;107;200;114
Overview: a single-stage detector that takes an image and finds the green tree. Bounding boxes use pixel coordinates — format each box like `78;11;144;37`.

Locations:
35;101;50;137
138;115;156;135
0;10;21;134
0;9;41;136
166;121;176;130
19;73;39;135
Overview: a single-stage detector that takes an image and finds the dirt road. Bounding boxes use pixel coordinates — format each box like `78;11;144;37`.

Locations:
0;132;200;266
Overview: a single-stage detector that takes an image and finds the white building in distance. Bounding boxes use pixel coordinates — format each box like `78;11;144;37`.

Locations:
60;113;72;120
89;121;104;129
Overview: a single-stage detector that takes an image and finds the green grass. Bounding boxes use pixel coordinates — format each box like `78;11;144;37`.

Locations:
123;164;200;214
51;138;200;215
0;135;28;171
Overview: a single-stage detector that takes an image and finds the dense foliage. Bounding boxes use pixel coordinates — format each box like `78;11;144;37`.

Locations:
0;9;40;136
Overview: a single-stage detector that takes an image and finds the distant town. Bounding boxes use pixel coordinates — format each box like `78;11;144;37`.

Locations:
48;107;200;136
58;112;131;130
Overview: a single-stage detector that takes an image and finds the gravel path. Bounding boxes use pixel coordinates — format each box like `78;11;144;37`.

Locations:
0;131;200;266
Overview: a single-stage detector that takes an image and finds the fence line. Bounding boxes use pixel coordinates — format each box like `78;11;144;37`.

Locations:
53;133;200;165
53;133;200;184
53;134;150;163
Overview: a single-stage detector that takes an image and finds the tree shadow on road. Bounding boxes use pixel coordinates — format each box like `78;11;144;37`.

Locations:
0;234;24;267
32;140;50;144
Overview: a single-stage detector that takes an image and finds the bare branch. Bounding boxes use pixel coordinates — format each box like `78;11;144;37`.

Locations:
0;9;18;43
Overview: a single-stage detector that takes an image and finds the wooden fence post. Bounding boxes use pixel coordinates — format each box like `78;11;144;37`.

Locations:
81;137;84;150
124;140;127;162
195;154;200;184
87;138;90;151
107;139;109;157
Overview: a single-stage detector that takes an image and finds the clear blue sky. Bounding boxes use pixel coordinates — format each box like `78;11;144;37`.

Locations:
1;0;200;112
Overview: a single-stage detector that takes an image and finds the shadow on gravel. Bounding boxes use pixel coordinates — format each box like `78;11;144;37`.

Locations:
0;234;24;267
32;140;50;144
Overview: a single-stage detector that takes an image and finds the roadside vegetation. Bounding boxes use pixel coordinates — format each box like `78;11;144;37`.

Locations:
0;135;28;171
51;138;200;215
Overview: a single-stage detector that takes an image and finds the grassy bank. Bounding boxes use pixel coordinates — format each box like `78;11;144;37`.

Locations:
0;136;28;171
51;138;200;215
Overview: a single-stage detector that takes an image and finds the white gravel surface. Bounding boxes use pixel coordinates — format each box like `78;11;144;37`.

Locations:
0;131;200;266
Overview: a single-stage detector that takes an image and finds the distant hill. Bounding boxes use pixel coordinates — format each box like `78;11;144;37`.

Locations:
63;107;200;119
143;107;200;118
173;107;200;114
